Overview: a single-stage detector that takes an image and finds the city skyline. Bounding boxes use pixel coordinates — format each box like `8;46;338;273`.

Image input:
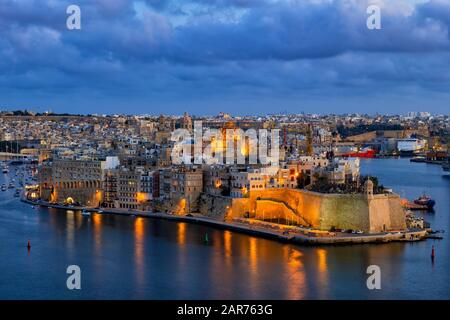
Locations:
0;108;447;117
1;0;450;115
2;0;450;307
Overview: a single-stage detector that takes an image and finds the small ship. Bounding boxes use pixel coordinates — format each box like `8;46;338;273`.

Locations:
414;194;436;211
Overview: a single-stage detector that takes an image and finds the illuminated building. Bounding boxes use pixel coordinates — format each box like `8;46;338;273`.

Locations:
38;158;106;207
202;165;231;196
103;169;118;208
117;168;141;210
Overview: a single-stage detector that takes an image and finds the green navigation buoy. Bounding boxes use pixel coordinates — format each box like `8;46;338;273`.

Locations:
204;233;209;244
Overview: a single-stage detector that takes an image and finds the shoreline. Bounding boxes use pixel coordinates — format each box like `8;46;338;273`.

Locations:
21;197;430;246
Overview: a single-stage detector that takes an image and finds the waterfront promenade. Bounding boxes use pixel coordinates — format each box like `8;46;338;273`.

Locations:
21;197;429;245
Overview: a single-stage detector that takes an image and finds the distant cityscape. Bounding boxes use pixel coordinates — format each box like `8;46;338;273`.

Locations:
1;110;448;244
2;0;450;303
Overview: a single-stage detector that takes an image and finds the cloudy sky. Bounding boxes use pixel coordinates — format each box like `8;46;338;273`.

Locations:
0;0;449;115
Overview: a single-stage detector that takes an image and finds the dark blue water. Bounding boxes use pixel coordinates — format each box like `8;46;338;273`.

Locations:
0;158;449;299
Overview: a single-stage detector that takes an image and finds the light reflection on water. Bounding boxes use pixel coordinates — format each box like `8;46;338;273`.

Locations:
134;217;145;287
177;222;186;245
0;158;449;299
316;248;329;299
92;214;102;257
284;246;306;300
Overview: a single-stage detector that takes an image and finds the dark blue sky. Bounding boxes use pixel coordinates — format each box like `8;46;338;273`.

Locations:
0;0;449;115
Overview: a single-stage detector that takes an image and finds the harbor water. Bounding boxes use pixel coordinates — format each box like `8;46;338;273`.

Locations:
0;158;449;299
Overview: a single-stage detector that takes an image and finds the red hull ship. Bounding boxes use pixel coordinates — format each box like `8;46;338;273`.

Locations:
341;148;376;158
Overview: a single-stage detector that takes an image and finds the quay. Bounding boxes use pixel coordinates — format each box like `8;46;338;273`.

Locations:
21;197;430;246
402;201;430;211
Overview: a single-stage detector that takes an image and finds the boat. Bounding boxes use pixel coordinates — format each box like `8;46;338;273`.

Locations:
81;209;91;216
397;138;426;157
342;148;375;158
410;156;426;163
14;190;20;197
9;160;24;165
8;183;15;189
337;146;376;158
2;165;9;174
1;184;6;191
414;195;436;210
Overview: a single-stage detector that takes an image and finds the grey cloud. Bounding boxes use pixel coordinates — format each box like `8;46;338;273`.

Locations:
1;0;450;114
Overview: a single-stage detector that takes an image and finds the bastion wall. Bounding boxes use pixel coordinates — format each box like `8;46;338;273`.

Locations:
229;188;406;233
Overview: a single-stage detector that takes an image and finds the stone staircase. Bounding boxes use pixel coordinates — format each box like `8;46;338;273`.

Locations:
257;197;311;227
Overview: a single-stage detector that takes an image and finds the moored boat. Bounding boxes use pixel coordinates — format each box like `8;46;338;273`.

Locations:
81;209;91;216
339;147;376;158
414;194;435;210
410;156;426;163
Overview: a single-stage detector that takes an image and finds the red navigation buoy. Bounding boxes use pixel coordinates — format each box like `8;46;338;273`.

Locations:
27;240;31;250
431;245;435;261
